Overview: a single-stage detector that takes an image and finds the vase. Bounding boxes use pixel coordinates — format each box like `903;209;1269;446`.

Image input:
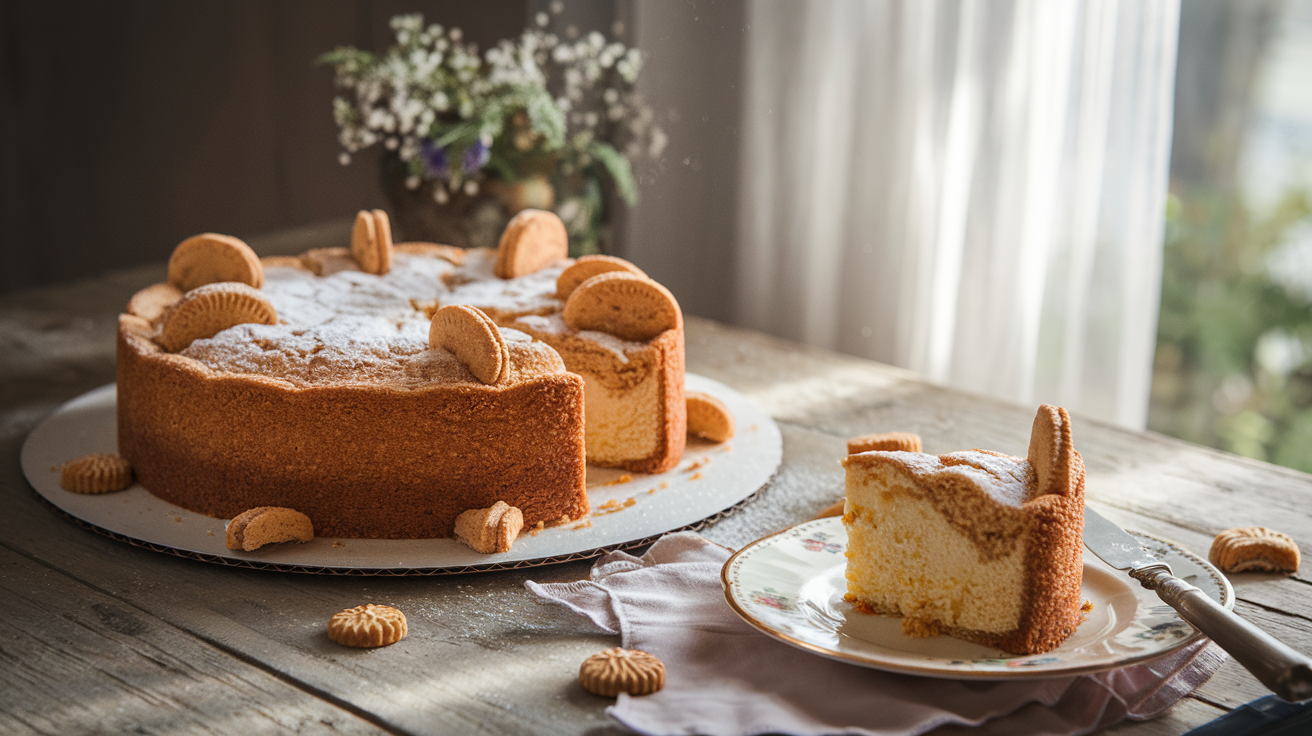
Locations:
382;155;561;250
381;153;609;256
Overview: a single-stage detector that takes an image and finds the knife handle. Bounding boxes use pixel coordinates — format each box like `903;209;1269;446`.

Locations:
1136;569;1312;702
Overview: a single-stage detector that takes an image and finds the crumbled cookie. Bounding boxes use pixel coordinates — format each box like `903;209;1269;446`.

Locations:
579;648;666;697
225;506;314;551
494;209;568;279
1210;527;1301;573
428;304;509;384
394;242;466;265
453;500;524;554
328;604;407;648
556;255;647;300
350;209;394;275
156;282;278;352
562;272;681;342
686;392;734;442
126;283;184;323
847;431;922;455
60;454;133;494
168;233;264;292
300;247;360;276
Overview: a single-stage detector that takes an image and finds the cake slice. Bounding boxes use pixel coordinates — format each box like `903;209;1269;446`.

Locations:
841;405;1085;655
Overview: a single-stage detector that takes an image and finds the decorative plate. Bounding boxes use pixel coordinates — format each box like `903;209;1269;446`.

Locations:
22;373;780;575
721;517;1231;679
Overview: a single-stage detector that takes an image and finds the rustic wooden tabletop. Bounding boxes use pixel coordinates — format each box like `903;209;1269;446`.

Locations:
2;239;1309;735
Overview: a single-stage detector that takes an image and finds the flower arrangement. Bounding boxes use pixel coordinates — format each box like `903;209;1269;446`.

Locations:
320;11;666;254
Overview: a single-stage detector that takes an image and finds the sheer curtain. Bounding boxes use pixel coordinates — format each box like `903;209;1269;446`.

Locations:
734;0;1179;429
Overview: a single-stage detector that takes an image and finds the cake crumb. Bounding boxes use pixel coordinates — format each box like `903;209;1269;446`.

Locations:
602;474;633;487
659;481;669;489
902;617;942;638
333;540;345;548
1080;600;1094;613
573;520;594;530
684;457;709;472
207;530;215;536
689;473;703;481
595;498;637;516
719;444;733;453
174;516;182;523
646;487;657;495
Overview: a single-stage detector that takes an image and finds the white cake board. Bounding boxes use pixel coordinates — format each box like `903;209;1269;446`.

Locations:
21;374;780;575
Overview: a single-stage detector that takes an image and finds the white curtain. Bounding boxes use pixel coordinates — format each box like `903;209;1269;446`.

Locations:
735;0;1180;429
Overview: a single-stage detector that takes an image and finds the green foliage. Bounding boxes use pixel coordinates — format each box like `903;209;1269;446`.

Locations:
1149;184;1312;471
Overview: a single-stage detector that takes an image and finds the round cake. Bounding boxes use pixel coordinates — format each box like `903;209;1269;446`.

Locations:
116;210;686;540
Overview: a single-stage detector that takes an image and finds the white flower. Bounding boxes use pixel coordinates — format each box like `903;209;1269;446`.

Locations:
434;187;450;204
603;88;618;104
405;175;421;190
550;0;564;13
385;137;399;150
649;127;668;157
449;28;462;42
536;12;549;27
464;180;479;196
588;31;605;49
339;152;351;166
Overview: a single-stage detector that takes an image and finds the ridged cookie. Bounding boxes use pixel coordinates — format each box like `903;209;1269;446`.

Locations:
686;392;734;442
328;604;407;648
156;283;278;352
556;255;647;300
494;209;568;279
453;500;524;554
1210;527;1301;573
126;282;184;323
428;305;509;384
847;431;922;455
351;209;394;275
579;648;666;697
225;506;314;551
562;272;681;342
168;233;264;292
60;453;133;493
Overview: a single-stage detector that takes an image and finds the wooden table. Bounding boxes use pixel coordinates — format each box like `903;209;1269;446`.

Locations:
3;253;1310;735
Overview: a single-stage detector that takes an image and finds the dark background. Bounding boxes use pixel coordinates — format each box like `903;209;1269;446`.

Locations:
0;0;747;321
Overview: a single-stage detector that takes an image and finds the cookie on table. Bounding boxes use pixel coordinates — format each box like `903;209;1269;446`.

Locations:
1211;527;1300;573
579;648;666;697
328;604;407;648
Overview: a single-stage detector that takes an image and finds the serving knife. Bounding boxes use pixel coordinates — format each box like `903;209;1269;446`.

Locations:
1084;506;1312;702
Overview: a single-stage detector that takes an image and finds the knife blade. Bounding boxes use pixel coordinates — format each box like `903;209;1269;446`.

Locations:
1084;506;1312;702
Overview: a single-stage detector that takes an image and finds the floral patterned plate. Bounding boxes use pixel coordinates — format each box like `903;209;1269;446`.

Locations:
721;516;1231;679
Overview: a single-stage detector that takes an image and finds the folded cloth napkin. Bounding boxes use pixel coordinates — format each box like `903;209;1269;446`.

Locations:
526;532;1226;736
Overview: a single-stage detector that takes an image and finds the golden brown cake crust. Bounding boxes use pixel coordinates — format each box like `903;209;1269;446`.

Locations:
117;325;588;539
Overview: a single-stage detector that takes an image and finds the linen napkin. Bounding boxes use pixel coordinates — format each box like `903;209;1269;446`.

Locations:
526;532;1225;736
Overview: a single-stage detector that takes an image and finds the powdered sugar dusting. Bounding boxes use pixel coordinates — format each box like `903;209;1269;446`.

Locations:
443;249;566;316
